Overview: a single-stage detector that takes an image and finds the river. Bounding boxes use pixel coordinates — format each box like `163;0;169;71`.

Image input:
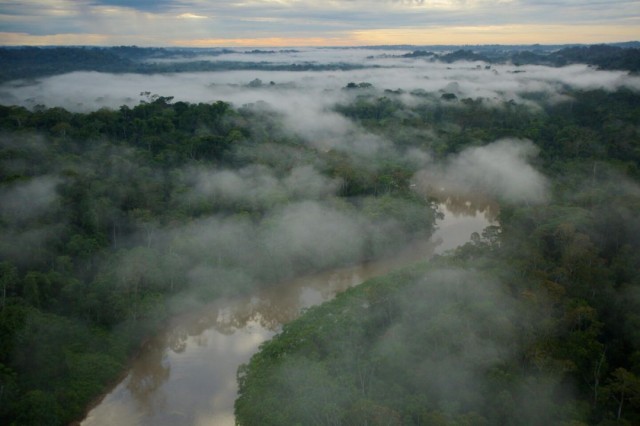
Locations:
81;200;495;426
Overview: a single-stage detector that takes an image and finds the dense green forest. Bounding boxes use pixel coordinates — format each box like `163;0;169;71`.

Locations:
0;50;639;425
235;87;640;425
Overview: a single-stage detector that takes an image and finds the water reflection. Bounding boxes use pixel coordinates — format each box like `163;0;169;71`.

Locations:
438;193;498;220
127;340;171;408
82;202;494;426
413;173;500;222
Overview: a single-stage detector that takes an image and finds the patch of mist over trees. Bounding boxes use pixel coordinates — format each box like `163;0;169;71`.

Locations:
0;52;639;425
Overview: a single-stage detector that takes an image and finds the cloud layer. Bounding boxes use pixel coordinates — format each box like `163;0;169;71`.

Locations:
0;0;637;45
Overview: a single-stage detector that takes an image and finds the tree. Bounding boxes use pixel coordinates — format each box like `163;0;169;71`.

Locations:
605;368;640;421
0;262;18;310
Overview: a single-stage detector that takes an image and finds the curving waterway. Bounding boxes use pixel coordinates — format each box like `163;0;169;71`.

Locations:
81;200;496;426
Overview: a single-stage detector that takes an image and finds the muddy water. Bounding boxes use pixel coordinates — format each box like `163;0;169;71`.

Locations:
81;202;495;426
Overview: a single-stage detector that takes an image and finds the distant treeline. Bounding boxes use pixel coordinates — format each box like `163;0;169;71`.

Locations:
0;43;639;84
399;44;640;71
0;46;370;83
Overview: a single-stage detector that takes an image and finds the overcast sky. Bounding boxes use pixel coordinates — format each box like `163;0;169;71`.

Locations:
0;0;638;47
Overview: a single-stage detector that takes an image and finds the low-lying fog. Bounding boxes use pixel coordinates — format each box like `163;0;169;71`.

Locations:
2;48;638;116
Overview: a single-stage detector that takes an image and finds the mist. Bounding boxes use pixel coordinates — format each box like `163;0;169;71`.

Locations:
0;175;60;225
0;168;63;267
142;47;405;66
112;194;437;304
184;164;341;209
2;51;639;115
414;139;548;204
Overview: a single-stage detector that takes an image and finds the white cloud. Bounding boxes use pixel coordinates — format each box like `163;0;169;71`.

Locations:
177;12;209;19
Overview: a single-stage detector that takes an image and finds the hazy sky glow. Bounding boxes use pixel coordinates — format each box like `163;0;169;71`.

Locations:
0;0;638;46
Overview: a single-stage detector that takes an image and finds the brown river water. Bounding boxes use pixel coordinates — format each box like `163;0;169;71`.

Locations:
81;200;495;426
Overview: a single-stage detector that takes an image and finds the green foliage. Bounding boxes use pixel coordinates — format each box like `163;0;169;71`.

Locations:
6;310;125;424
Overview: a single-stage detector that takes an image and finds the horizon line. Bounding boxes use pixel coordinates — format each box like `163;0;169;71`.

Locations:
1;40;639;49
